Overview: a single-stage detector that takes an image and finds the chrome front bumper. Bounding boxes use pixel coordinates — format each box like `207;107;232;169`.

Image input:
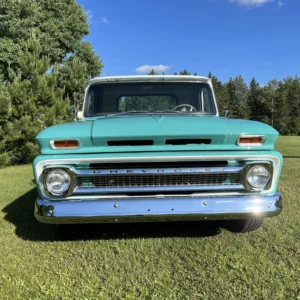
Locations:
35;193;282;224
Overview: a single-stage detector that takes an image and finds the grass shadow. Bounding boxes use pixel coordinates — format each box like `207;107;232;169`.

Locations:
2;188;58;241
2;188;221;241
57;221;222;241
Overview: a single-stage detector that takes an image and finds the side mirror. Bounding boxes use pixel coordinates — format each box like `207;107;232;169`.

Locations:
77;110;83;120
223;107;229;117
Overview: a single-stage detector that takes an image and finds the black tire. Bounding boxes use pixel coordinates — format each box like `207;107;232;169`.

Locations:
223;218;264;233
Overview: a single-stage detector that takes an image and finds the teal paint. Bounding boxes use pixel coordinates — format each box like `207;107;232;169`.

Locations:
36;115;279;155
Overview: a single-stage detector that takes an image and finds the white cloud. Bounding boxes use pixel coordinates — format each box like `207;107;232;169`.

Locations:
277;1;284;9
85;10;93;24
100;17;109;24
228;0;272;7
135;65;172;74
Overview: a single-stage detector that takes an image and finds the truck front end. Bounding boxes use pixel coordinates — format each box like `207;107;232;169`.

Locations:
33;76;283;233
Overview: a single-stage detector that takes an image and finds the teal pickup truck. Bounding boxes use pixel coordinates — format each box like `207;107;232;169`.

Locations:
33;75;283;233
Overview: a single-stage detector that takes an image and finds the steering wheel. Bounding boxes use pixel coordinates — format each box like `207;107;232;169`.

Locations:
173;104;197;112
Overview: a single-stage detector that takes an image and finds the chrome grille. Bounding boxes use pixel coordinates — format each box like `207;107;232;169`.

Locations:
75;173;242;189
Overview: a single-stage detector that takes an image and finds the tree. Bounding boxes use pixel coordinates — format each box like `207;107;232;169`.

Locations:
0;0;103;167
179;69;190;75
70;41;103;78
0;74;11;166
0;37;69;165
283;76;300;135
207;72;229;115
225;76;249;119
261;80;278;128
148;69;159;75
0;0;103;80
57;57;89;108
273;80;290;135
248;78;271;123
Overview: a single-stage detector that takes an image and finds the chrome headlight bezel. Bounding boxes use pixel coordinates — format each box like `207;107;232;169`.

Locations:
43;168;72;196
243;163;273;191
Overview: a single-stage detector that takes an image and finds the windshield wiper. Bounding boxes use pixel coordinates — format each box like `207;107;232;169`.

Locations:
106;110;191;117
155;110;215;115
106;110;150;117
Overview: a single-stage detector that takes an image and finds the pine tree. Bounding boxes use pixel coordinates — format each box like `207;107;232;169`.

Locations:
226;76;249;119
0;73;11;166
71;41;103;78
261;80;278;128
283;76;300;134
225;78;237;117
57;57;88;108
273;80;290;134
1;37;69;165
179;69;191;75
148;69;158;75
248;78;265;121
207;72;230;115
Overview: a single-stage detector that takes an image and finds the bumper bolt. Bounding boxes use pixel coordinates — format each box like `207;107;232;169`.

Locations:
114;204;118;208
47;205;54;216
202;201;207;206
267;203;272;208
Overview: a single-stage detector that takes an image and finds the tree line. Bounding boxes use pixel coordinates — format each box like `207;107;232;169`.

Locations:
149;68;300;136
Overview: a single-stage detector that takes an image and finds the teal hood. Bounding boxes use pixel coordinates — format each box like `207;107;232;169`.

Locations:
36;115;279;154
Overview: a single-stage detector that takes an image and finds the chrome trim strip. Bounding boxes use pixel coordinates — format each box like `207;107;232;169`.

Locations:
73;185;244;195
35;193;282;224
44;191;261;200
36;155;281;198
49;139;80;150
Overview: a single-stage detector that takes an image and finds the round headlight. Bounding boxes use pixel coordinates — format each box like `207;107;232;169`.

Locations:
45;169;71;196
246;165;270;189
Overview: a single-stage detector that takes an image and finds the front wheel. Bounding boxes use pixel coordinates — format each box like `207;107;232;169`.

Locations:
223;218;264;233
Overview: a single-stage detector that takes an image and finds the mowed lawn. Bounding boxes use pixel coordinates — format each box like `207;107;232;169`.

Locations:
275;136;300;156
0;137;300;299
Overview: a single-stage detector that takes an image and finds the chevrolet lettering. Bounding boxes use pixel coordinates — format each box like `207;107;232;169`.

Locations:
91;168;226;174
33;75;283;233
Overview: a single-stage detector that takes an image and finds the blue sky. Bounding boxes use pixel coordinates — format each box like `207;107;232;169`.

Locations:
77;0;299;85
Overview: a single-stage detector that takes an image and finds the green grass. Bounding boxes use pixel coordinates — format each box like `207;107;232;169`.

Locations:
275;136;300;156
0;137;300;299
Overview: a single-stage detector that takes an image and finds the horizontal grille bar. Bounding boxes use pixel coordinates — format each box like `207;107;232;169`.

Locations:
89;161;229;169
75;173;242;189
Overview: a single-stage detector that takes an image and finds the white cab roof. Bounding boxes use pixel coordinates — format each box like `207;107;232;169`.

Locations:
88;75;212;85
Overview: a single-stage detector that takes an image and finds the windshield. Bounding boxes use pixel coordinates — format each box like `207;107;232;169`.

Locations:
84;82;217;117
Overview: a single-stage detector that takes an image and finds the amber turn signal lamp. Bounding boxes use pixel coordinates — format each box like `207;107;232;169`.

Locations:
50;140;79;149
238;136;264;146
